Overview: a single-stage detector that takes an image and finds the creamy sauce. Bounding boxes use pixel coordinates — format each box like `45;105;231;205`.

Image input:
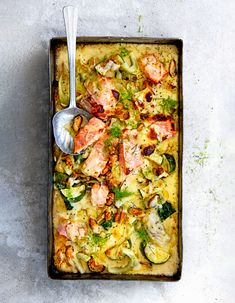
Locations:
53;43;179;276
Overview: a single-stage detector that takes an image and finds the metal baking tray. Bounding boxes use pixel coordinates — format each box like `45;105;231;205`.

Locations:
48;37;183;280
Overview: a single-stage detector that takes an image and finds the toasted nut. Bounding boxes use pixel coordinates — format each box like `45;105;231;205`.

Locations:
104;211;112;221
129;208;144;216
115;211;126;223
106;192;114;206
169;59;177;77
89;218;102;234
73;115;83;132
153;166;164;176
142;144;155;156
65;246;74;259
88;258;105;272
137;123;144;131
101;162;111;175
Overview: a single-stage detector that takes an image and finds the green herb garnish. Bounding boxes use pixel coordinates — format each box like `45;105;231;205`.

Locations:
89;234;108;246
158;201;176;221
160;97;177;114
120;90;133;101
109;125;122;138
137;228;150;243
112;187;133;199
120;48;129;58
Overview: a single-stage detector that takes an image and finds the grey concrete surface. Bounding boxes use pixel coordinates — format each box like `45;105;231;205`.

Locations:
0;0;235;302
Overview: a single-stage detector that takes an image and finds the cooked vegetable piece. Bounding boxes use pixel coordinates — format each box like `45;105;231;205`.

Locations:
119;52;138;74
88;258;105;272
58;73;70;106
107;248;138;274
144;243;170;264
54;172;69;189
61;185;86;199
164;154;176;173
158;201;176;221
73;115;83;133
101;219;113;230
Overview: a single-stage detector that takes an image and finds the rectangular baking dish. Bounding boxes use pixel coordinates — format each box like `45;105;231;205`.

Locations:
48;37;183;280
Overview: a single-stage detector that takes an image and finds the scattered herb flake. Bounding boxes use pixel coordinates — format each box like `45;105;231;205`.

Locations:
112;187;133;199
109;125;122;138
137;228;150;243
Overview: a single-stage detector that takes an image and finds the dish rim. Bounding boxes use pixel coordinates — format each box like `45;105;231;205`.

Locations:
48;36;183;281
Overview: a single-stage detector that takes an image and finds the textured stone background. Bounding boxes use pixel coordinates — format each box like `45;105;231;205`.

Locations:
0;0;235;302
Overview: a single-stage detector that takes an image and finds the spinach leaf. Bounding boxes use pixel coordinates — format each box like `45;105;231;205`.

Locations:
158;201;176;221
54;172;68;189
64;199;73;210
102;220;113;230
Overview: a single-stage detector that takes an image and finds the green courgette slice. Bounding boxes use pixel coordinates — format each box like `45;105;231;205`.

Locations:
144;243;170;264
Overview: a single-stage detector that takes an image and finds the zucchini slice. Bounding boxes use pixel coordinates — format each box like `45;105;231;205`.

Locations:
144;243;170;264
164;154;176;173
107;248;138;274
61;185;86;199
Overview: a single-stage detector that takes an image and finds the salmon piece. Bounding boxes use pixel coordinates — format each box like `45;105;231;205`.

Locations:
119;129;143;175
91;183;109;207
149;120;176;141
82;134;109;178
85;76;117;119
57;222;87;240
74;117;106;153
139;54;168;83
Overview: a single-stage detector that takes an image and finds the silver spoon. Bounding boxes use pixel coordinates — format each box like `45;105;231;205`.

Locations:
53;6;92;154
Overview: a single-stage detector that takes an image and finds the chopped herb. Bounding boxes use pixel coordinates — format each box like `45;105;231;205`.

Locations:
120;48;129;58
112;187;133;199
137;228;150;243
109;125;122;138
158;201;176;221
89;234;108;246
104;137;113;149
120;90;133;101
160;97;177;114
99;55;107;63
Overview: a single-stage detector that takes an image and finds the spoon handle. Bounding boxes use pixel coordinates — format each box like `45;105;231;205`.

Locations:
63;6;78;109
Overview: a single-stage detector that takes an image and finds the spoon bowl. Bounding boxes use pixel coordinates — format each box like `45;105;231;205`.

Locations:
53;107;92;154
